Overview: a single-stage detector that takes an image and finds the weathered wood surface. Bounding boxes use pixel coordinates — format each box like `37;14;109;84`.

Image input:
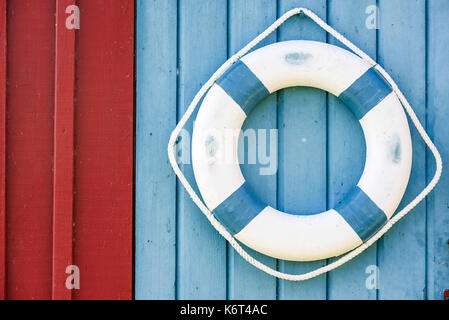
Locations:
2;0;134;300
136;0;449;300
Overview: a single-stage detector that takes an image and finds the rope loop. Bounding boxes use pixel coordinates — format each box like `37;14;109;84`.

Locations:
167;7;442;281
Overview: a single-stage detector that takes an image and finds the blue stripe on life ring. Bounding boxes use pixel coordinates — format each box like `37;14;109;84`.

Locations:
335;186;388;241
338;67;393;120
212;182;266;235
216;61;270;115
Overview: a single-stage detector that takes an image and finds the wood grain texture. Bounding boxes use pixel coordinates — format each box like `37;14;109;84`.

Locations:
327;0;377;300
277;0;327;300
3;0;133;300
176;0;227;299
427;0;449;300
72;0;134;300
0;0;6;301
135;0;447;300
377;0;427;300
52;0;76;300
227;0;277;300
6;0;55;299
135;0;177;300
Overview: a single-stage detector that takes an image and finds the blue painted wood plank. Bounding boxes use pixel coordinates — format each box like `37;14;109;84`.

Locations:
177;0;228;299
426;0;449;301
377;0;427;300
327;0;377;300
135;0;448;300
135;0;178;300
277;0;328;300
227;0;277;300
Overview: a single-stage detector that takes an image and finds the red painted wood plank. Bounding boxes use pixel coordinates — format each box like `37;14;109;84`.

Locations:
6;0;55;299
52;0;76;300
0;0;6;301
73;0;134;300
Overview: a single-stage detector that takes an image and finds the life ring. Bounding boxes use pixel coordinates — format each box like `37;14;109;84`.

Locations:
191;40;412;261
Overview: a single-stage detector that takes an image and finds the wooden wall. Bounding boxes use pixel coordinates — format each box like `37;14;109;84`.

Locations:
1;0;447;301
0;0;134;300
136;0;449;300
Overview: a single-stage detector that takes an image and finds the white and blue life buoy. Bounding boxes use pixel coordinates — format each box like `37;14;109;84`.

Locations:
191;40;412;261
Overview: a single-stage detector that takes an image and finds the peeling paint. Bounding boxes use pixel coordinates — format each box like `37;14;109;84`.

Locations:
389;134;401;164
284;52;312;65
205;135;217;157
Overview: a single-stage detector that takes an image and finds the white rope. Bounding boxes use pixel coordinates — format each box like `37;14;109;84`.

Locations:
167;7;443;281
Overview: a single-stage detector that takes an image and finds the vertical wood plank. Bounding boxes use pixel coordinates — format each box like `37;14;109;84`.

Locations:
327;0;377;300
6;0;55;299
177;0;227;299
377;0;427;299
135;0;177;299
427;0;449;301
0;0;6;301
227;0;277;300
52;0;76;300
277;0;328;300
73;0;134;299
132;0;447;300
